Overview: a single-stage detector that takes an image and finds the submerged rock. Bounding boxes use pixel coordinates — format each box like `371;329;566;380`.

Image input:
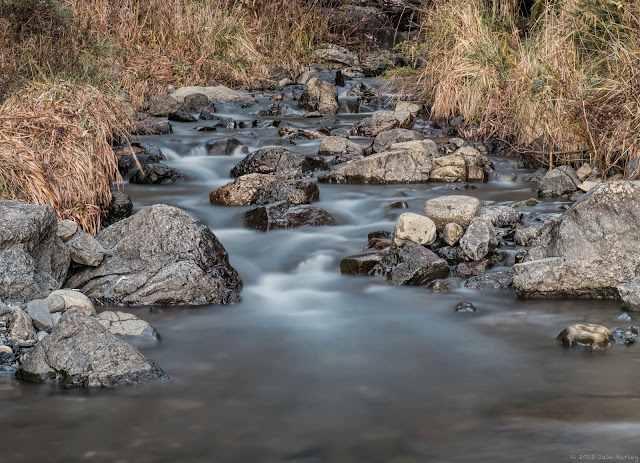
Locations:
514;181;640;299
67;205;242;305
0;201;70;301
370;241;449;285
18;309;165;386
455;301;477;312
557;324;615;349
245;201;336;231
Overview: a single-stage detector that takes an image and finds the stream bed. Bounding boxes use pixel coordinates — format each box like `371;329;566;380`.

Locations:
1;78;639;462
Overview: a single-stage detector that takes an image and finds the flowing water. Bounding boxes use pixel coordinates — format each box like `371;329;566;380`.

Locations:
2;80;639;462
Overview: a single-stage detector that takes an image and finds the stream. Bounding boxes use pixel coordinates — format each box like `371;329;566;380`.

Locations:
1;78;639;462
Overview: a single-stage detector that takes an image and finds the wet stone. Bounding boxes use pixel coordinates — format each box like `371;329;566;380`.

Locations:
246;201;336;231
557;324;615;349
167;111;197;122
370;241;450;285
455;301;477;312
130;164;188;184
465;270;514;290
427;280;449;292
454;259;492;278
340;252;387;276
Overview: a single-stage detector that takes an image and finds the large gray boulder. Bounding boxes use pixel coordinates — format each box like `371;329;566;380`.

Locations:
423;195;482;231
96;311;160;343
318;148;432;184
230;147;318;178
18;309;165;386
349;110;414;137
370;241;450;285
298;78;339;115
66;205;242;305
538;165;581;196
372;128;423;153
148;94;180;116
318;137;366;157
459;217;497;261
65;228;106;267
0;201;70;301
514;181;640;298
209;174;319;206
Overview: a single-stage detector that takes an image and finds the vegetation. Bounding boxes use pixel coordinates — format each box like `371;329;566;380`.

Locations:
413;0;640;175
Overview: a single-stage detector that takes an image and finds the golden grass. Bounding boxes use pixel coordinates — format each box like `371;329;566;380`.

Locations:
0;81;133;234
414;0;640;177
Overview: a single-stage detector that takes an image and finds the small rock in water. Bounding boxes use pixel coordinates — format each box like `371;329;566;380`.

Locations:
617;312;632;322
427;281;449;292
455;301;477;312
557;324;614;349
167;111;197;122
389;201;408;209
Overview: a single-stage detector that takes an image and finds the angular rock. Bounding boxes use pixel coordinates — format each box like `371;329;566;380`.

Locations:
66;205;242;305
18;309;165;386
46;294;65;313
318;137;365;157
513;224;544;246
576;164;593;181
172;85;255;108
102;190;133;228
25;299;54;332
423;195;482;231
480;206;521;228
455;301;477;312
350;110;413;137
253;180;320;206
465;270;514;289
395;101;422;116
66;228;106;267
314;45;360;68
298;78;339;115
429;154;467;182
319;148;432;184
390;140;438;158
182;93;210;114
514;182;640;298
9;308;36;341
230;147;317;178
130;163;188;184
618;278;640;311
96;311;160;343
557;324;614;349
46;289;96;316
538;165;581;196
148;94;180;117
460;218;497;261
57;220;78;241
245;201;335;231
437;246;471;265
210;173;278;206
392;213;437;247
0;201;70;301
167;111;197;122
340;252;387;275
454;259;492;278
370;241;450;285
442;222;464;246
372;128;423;153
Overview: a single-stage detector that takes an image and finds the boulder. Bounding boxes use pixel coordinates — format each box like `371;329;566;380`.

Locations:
46;289;96;316
230;147;318;178
182;93;210;114
313;45;360;69
9;308;36;341
65;228;106;267
557;324;614;349
392;213;437;247
340;252;387;275
130;163;188;184
57;220;77;240
25;299;54;332
538;165;581;196
96;311;160;343
318;137;366;157
148;94;180;117
442;222;464;246
370;241;450;285
131;119;172;135
298;78;339;115
514;182;640;298
617;278;640;311
245;201;335;231
423;195;482;231
429;154;467;182
167;111;197;122
172;85;255;108
372;128;423;153
18;309;165;386
349;110;413;137
390;140;438;158
480;206;521;228
210;174;318;206
460;218;497;261
395;101;422;116
319;148;432;184
66;205;242;305
0;201;70;301
513;224;544;246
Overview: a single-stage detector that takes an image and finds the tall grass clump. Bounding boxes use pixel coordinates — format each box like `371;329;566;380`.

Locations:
0;81;133;234
416;0;640;176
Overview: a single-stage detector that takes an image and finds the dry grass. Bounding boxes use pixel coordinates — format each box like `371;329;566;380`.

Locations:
414;0;640;176
0;81;133;234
